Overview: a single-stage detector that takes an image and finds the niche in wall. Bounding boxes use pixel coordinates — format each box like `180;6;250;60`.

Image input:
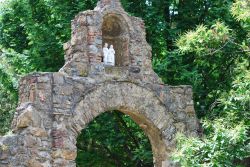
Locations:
102;14;129;66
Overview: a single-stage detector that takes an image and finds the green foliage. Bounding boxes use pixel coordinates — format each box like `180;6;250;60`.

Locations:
0;0;98;72
177;22;238;113
0;47;33;135
76;111;153;167
177;22;231;55
231;0;250;26
173;121;249;167
217;61;250;126
153;0;249;117
155;22;247;117
0;85;16;135
173;60;250;166
171;1;250;166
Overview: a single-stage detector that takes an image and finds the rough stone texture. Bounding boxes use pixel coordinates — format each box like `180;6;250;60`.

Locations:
0;0;199;167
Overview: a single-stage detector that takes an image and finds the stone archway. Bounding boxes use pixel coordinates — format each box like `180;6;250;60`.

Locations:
0;1;199;167
67;82;175;167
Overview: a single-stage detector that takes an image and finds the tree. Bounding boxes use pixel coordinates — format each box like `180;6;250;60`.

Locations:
172;0;250;166
0;47;33;134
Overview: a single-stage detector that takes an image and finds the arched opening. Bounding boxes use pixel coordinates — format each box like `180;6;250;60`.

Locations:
76;111;153;167
102;14;129;66
68;83;175;167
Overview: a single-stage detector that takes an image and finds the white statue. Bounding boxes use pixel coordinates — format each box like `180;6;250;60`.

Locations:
103;43;109;64
107;45;115;66
103;43;116;66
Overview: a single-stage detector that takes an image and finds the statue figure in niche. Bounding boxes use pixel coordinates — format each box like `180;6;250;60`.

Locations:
103;43;115;66
103;43;109;64
107;45;115;66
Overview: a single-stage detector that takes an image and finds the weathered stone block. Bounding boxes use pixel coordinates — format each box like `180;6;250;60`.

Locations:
185;105;195;114
16;105;41;128
28;159;43;167
30;127;48;137
53;73;65;85
63;42;71;51
24;135;37;147
0;150;9;160
77;15;87;27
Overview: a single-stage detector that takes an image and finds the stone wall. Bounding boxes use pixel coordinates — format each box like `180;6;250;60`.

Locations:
0;71;199;167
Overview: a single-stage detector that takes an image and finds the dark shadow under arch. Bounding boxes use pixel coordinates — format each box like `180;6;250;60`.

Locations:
76;111;153;167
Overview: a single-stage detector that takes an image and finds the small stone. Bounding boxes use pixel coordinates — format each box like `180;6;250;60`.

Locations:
0;151;8;160
95;36;102;45
62;150;77;160
24;135;37;147
185;105;195;114
9;146;18;156
172;88;184;94
71;35;82;46
53;73;65;85
76;62;89;77
62;85;73;96
30;128;48;137
88;45;98;54
175;122;186;133
185;87;193;96
129;66;141;73
38;151;50;159
87;15;94;26
16;105;41;128
51;149;76;160
37;76;50;83
28;159;43;167
63;42;71;50
139;124;147;129
51;150;61;159
78;15;87;26
0;160;9;164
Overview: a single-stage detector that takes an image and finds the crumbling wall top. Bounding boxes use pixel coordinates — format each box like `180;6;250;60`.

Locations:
60;0;161;84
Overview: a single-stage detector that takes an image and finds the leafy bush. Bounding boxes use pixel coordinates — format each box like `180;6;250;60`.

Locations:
172;60;250;166
0;47;33;135
172;119;249;167
171;1;250;166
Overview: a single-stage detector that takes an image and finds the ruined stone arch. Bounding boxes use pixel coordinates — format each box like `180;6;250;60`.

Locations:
0;1;199;167
68;82;176;166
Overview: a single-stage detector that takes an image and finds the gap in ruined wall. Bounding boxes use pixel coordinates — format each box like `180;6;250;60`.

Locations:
76;111;153;166
102;15;129;66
